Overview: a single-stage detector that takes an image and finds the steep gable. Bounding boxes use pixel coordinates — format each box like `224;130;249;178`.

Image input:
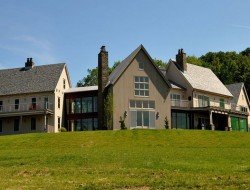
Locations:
108;45;171;88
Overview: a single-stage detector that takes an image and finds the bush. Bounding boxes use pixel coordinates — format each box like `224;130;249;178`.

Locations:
119;116;127;130
60;127;67;132
164;116;169;129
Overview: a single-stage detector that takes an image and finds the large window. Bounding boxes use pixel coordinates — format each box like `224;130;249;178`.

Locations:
171;112;189;129
66;96;98;114
130;100;155;128
198;95;210;107
31;118;36;131
134;76;149;96
71;118;98;131
14;119;19;132
240;106;248;113
0;120;2;133
44;97;49;109
82;97;93;113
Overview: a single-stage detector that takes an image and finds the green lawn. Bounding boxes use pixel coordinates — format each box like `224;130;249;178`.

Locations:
0;130;249;189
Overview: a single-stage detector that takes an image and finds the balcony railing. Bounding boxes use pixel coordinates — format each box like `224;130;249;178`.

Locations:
171;100;189;108
0;102;53;114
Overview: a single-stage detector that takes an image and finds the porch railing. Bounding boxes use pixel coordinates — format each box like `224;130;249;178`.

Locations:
0;102;53;113
171;100;189;108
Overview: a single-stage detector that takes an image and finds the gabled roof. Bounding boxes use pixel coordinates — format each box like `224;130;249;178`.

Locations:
226;82;249;105
108;45;171;88
169;60;233;97
0;63;67;96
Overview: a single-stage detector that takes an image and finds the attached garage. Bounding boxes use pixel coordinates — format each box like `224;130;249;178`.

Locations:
231;116;248;132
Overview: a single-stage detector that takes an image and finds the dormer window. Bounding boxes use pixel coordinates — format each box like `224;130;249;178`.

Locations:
139;62;144;70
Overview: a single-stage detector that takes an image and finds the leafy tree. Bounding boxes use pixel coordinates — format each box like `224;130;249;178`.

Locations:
77;67;98;87
153;58;166;68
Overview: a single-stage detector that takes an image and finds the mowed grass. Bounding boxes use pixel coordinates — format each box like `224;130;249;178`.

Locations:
0;130;249;189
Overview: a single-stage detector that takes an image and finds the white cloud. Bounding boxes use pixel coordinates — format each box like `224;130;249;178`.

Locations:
0;35;57;64
231;24;250;29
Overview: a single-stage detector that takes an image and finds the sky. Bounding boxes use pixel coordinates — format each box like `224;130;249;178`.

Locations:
0;0;250;86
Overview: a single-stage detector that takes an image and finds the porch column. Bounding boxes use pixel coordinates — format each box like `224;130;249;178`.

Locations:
209;111;215;130
44;114;47;132
228;115;232;131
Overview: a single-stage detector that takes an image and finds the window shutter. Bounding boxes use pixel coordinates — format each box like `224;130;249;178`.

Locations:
130;110;137;128
149;111;155;129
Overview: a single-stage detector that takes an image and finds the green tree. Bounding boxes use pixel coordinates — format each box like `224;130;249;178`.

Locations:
153;58;166;68
77;67;98;87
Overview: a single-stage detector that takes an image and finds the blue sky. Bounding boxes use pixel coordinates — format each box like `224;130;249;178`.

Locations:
0;0;250;86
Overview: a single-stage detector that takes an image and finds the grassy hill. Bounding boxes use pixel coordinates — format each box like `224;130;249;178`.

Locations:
0;130;249;189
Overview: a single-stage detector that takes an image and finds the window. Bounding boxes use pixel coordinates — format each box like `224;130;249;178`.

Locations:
82;97;93;113
139;62;144;70
0;101;3;112
220;98;225;109
0;120;2;133
74;98;81;113
171;112;190;129
58;117;61;129
130;100;155;109
15;99;19;110
58;97;60;109
44;97;49;109
93;96;98;112
198;95;210;107
134;76;149;96
31;118;36;131
131;110;155;128
31;98;36;110
82;118;93;130
14;119;19;132
63;79;66;89
171;94;181;106
240;106;248;113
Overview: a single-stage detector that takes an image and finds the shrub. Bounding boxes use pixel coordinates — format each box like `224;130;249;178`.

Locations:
119;116;127;130
164;116;169;129
60;127;67;132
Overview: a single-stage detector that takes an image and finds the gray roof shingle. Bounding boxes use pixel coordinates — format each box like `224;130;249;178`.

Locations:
225;83;244;103
171;61;233;97
0;63;66;96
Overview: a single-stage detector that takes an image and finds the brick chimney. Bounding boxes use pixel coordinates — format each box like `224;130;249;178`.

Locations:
25;58;35;68
98;46;109;130
176;49;187;72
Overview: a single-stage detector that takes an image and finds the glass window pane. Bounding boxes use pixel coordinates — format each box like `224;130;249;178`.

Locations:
130;100;136;108
149;101;155;109
135;76;139;82
135;83;139;89
140;77;144;82
139;90;144;96
145;91;149;96
145;84;149;89
136;101;142;108
143;111;149;127
144;77;149;82
137;111;142;126
143;101;148;108
135;90;139;96
140;84;144;89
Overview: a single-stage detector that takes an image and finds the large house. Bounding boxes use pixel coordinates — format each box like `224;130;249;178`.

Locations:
0;58;71;134
0;45;249;134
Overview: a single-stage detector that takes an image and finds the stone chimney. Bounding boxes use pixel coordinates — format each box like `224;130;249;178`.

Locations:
25;58;35;68
98;46;109;130
176;49;187;72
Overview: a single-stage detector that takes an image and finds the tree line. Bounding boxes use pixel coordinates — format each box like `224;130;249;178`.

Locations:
77;48;250;96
